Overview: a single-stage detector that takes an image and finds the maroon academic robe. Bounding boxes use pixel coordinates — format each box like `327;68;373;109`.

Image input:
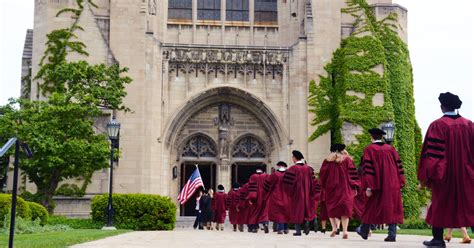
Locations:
319;157;360;218
353;166;366;219
213;191;227;224
247;172;269;224
226;189;239;225
282;162;317;223
418;115;474;228
236;183;250;225
361;143;405;224
263;170;290;223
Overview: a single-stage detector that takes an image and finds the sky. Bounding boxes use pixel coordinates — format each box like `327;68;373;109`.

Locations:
0;0;473;134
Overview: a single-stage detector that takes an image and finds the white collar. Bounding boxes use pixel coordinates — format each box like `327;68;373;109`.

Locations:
277;167;287;172
373;140;383;143
296;159;305;164
444;111;457;116
217;190;225;193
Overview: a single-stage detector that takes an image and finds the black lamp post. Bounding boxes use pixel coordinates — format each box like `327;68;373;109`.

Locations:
103;117;120;230
381;122;395;145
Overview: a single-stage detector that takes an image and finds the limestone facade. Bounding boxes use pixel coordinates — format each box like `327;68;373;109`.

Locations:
25;0;407;215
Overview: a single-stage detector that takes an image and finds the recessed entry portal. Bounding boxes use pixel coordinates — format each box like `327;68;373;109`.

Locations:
231;163;267;185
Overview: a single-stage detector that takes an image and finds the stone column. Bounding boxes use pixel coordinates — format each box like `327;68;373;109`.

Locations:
218;158;231;190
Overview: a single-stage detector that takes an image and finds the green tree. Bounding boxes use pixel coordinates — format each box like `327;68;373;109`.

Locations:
0;0;131;213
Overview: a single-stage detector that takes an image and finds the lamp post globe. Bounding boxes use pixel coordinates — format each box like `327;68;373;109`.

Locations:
103;117;120;230
382;122;395;145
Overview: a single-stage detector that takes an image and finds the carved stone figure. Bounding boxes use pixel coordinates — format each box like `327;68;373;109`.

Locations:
214;104;234;159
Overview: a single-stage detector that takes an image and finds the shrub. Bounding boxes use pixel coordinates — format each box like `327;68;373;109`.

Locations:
19;191;43;204
91;194;176;230
400;217;430;229
2;212;70;234
27;201;49;225
48;215;103;229
55;183;85;197
0;194;32;226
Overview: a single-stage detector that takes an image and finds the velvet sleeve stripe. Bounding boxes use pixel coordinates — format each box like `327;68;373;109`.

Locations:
350;176;359;180
348;167;357;171
364;166;375;171
426;152;444;159
364;160;373;164
427;137;445;144
364;171;376;176
427;145;445;152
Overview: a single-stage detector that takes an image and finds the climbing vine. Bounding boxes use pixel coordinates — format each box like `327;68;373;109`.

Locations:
309;0;424;218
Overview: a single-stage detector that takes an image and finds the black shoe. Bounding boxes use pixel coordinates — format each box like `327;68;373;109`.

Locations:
277;231;283;235
313;219;319;233
284;229;289;234
293;232;302;236
423;239;446;248
303;221;310;235
321;228;326;234
384;236;396;242
264;225;269;234
336;228;340;235
356;226;368;240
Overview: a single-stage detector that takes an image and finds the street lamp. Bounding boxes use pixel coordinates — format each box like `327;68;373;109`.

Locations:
381;122;395;145
103;117;120;230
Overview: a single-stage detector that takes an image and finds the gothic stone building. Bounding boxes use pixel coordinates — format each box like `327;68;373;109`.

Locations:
24;0;407;215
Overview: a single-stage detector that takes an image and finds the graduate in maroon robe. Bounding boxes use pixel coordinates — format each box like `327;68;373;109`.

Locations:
236;183;251;231
282;150;316;236
357;128;405;242
263;161;290;234
226;182;241;232
212;185;227;230
418;92;474;248
320;144;360;239
247;167;270;233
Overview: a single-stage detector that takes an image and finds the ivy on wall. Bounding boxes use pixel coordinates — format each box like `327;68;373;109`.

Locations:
309;0;424;218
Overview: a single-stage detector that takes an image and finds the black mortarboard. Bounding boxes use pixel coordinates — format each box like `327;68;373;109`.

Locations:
217;184;224;191
368;128;386;136
292;150;304;160
232;182;241;189
276;161;288;167
439;92;462;110
330;144;346;152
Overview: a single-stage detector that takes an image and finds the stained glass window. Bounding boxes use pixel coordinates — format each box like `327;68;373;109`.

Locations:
254;0;277;25
168;0;192;22
198;0;221;21
226;0;249;23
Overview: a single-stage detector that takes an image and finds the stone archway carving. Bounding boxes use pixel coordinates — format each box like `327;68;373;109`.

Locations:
180;133;217;159
165;86;286;153
232;135;266;159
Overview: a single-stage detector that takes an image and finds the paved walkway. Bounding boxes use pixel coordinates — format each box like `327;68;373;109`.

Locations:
72;228;467;248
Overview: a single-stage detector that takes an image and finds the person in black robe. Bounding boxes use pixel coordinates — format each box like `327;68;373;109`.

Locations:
199;189;213;230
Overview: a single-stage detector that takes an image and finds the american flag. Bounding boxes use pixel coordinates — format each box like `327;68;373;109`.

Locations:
177;167;204;205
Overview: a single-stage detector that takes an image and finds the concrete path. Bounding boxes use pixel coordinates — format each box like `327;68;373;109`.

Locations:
72;228;468;248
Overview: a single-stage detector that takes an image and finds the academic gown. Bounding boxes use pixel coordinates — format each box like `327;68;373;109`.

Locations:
263;170;290;223
418;115;474;228
199;194;213;223
247;172;269;224
226;189;239;225
319;157;360;218
361;142;405;224
282;162;317;223
236;183;250;225
213;191;227;224
353;166;366;219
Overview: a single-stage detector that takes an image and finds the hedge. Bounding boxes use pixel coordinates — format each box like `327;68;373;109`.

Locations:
27;201;49;225
91;193;176;230
48;215;103;229
0;194;32;226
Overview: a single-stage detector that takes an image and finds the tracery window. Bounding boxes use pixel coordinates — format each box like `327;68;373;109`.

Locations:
198;0;221;21
168;0;192;22
226;0;249;23
182;135;217;158
232;136;266;158
254;0;277;25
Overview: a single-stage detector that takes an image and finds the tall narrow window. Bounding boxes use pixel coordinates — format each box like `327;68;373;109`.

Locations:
255;0;277;25
226;0;249;24
168;0;192;23
198;0;221;22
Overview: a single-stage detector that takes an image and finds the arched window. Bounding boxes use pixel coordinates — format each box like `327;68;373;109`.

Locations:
226;0;249;23
168;0;192;22
181;135;217;158
198;0;221;21
254;0;277;25
232;136;266;158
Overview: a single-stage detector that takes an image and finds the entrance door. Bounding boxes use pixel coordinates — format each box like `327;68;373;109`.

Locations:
231;163;266;185
180;162;216;216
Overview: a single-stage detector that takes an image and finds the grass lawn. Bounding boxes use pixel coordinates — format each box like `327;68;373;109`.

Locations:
374;229;473;238
0;229;130;248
